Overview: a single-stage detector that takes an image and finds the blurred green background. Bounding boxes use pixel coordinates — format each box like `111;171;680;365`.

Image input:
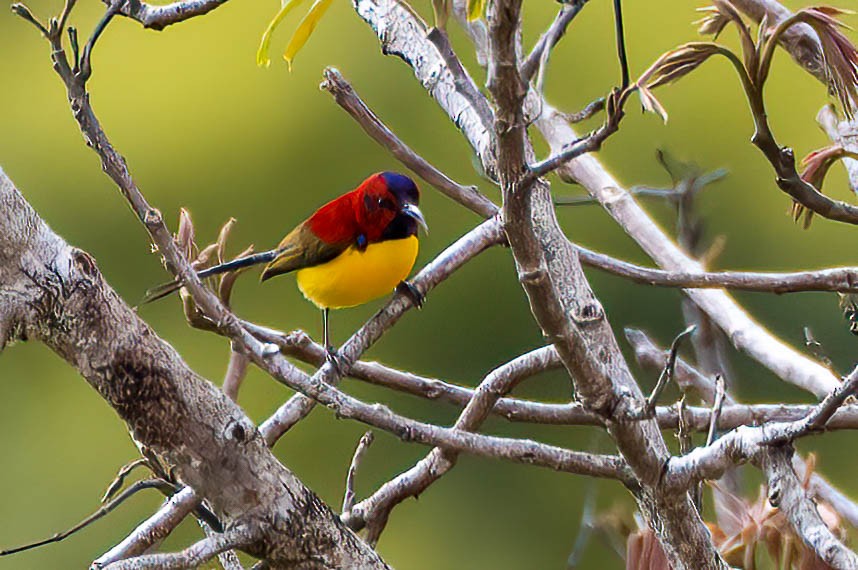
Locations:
1;0;858;568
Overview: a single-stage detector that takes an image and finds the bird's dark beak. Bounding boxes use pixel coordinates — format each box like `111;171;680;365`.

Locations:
402;203;428;234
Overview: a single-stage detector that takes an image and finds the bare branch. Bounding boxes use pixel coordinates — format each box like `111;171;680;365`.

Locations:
342;346;561;542
0;170;388;567
320;67;498;218
537;103;839;398
1;479;173;557
342;431;375;515
105;0;231;31
579;244;858;293
99;526;254;570
643;325;695;415
665;366;858;487
239;326;858;432
259;216;504;441
763;446;858;569
353;0;496;177
482;0;725;565
222;348;248;402
93;488;200;567
256;346;633;482
521;0;589;83
424;27;495;131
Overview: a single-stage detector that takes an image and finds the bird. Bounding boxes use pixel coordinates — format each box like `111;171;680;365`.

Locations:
143;171;428;357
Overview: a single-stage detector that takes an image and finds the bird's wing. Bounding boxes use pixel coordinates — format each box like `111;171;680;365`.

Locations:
261;222;351;280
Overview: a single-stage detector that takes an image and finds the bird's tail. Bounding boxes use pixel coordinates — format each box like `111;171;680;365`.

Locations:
140;250;278;305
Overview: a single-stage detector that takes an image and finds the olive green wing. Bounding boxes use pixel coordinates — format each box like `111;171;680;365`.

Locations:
260;222;350;281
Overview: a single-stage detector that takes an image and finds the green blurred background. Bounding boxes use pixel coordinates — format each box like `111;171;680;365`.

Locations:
1;0;857;568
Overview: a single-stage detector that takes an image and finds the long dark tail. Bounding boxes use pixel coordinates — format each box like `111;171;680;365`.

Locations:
140;250;278;305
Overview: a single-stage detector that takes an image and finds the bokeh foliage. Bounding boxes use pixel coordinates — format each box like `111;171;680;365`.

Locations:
1;0;858;567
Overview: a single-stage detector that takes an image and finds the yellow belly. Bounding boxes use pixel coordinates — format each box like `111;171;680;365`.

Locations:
296;236;419;309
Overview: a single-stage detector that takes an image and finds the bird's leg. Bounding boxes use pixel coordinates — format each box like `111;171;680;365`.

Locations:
396;280;424;309
323;308;335;354
322;308;346;373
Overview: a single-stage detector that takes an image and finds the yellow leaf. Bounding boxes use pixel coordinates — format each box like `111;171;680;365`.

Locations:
256;0;308;68
466;0;484;21
283;0;335;71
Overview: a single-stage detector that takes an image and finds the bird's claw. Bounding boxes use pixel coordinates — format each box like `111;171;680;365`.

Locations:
325;345;349;375
396;280;424;309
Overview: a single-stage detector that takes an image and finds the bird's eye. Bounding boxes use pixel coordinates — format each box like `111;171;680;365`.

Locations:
378;198;394;210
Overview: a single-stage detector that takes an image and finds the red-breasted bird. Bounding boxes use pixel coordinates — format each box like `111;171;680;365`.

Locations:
144;171;428;355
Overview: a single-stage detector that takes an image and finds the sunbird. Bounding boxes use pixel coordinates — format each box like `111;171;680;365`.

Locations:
144;171;428;355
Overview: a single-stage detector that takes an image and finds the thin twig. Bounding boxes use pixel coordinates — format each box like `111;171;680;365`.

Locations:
804;327;836;374
101;458;150;503
320;68;497;218
79;0;124;81
526;89;629;180
644;325;695;415
578;244;858;293
555;186;679;206
665;366;858;487
521;0;589;84
342;431;375;515
1;479;172;556
342;346;564;542
706;376;726;447
563;97;606;124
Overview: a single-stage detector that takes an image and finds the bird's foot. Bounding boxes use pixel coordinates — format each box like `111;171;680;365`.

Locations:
396;280;424;309
325;345;350;375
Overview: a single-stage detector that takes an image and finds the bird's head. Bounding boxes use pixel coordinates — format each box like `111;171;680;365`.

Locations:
354;172;427;242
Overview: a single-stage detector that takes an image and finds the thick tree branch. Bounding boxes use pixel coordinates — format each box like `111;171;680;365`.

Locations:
482;0;725;566
352;0;496;177
401;0;840;401
0;169;389;568
536;103;839;398
763;446;858;569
